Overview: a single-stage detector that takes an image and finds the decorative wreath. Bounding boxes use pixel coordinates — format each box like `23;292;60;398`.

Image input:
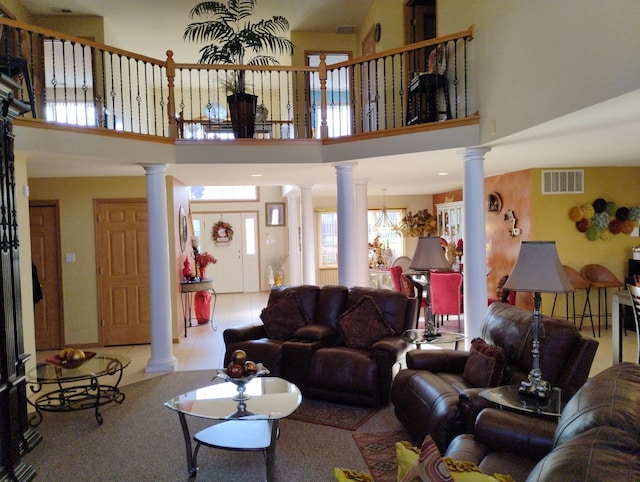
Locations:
212;220;234;244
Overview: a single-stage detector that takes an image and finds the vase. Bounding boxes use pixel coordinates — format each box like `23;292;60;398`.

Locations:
199;267;207;279
194;290;211;325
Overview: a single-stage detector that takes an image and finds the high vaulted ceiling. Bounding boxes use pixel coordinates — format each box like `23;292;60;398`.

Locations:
12;1;640;196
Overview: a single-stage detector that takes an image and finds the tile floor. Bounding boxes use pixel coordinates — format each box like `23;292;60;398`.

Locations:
35;292;638;389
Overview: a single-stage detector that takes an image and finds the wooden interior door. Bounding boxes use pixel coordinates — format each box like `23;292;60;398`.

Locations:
29;201;64;350
95;199;150;346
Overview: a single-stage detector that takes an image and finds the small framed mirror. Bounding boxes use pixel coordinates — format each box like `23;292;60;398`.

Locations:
179;206;188;252
265;202;286;226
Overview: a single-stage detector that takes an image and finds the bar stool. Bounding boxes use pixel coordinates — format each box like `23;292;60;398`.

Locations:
551;265;594;336
581;264;623;337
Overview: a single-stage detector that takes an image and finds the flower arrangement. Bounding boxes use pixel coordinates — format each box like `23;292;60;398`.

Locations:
196;252;218;268
212;220;234;243
394;209;438;238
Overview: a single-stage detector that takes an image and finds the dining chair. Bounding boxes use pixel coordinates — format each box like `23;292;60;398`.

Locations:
429;271;463;332
581;264;623;336
389;265;404;292
391;256;411;273
487;274;516;306
551;265;595;337
625;283;640;363
400;273;428;328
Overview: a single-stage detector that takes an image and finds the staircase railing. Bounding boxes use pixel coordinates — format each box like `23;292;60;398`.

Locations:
0;17;474;141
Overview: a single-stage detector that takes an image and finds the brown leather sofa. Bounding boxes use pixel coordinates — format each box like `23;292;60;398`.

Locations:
390;302;599;452
223;285;418;407
445;362;640;481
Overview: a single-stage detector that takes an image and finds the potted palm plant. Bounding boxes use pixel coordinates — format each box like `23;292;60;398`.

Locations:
183;0;295;138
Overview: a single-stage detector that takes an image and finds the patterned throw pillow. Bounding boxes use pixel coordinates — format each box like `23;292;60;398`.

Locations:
260;290;309;340
337;296;394;349
462;338;506;387
401;435;453;482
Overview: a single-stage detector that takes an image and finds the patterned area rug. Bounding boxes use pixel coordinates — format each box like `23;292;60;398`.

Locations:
353;431;410;482
288;398;379;431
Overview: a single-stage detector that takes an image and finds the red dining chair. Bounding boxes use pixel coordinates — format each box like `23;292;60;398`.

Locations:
389;265;404;292
429;271;463;332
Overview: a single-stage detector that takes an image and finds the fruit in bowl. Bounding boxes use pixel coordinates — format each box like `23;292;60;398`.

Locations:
59;348;86;362
47;348;95;368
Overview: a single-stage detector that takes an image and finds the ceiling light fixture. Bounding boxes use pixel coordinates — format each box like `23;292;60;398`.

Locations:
375;188;396;232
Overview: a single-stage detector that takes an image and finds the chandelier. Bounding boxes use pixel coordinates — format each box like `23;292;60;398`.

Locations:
375;189;397;231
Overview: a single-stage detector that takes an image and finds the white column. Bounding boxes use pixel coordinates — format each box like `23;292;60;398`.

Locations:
335;162;357;286
355;181;370;287
286;189;302;286
461;147;491;339
300;185;316;285
142;164;177;373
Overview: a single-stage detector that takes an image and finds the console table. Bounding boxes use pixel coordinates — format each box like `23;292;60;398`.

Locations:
180;279;217;337
26;353;130;426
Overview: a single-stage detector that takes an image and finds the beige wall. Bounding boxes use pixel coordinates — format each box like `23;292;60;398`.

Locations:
32;15;105;43
438;0;640;144
28;176;147;346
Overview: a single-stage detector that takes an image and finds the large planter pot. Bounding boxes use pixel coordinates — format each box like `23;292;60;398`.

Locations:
227;92;258;138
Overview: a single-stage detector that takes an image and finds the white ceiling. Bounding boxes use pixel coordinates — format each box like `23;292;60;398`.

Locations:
13;1;640;196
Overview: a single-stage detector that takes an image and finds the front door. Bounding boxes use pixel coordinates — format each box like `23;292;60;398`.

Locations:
193;212;259;293
29;201;64;350
95;199;150;345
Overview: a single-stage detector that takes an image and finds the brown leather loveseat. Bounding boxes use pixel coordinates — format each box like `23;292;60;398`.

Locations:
390;302;599;452
444;362;640;481
223;285;418;407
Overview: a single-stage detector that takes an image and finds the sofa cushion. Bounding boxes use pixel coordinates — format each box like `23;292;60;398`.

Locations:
526;426;640;482
260;290;309;340
554;361;640;446
338;295;393;349
463;338;505;387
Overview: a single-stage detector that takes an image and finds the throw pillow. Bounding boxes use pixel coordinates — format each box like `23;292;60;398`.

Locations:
337;295;394;349
397;438;512;482
401;434;453;482
396;441;420;481
260;290;309;340
463;338;506;387
334;468;373;481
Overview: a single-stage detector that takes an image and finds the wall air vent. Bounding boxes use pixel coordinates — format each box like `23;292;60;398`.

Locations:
542;169;584;194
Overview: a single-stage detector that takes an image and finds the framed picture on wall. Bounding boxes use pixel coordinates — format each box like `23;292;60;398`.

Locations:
266;202;286;226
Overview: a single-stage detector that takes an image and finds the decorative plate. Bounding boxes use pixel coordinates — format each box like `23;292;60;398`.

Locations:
487;192;503;214
46;351;96;369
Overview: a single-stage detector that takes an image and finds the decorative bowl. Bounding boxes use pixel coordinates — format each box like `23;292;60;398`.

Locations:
215;363;269;400
46;351;96;369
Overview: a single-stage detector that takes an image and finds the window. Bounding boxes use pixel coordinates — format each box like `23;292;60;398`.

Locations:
317;208;405;268
188;185;258;201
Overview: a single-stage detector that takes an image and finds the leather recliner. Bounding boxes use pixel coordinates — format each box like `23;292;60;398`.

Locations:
390;302;599;452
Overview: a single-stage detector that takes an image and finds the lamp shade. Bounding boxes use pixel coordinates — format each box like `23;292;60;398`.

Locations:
409;236;450;271
504;241;573;293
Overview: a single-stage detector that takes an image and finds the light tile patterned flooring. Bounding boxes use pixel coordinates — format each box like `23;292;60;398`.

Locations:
36;292;638;388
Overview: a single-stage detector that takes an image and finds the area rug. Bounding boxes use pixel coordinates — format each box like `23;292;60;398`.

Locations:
353;431;410;482
288;398;379;431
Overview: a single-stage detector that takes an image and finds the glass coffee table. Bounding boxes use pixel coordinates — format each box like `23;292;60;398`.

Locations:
165;376;301;481
26;353;130;426
401;329;466;349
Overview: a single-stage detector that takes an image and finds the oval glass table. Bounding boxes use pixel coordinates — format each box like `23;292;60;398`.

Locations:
26;353;130;426
165;376;301;480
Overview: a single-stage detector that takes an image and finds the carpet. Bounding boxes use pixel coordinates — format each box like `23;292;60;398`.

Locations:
21;370;401;481
353;431;410;482
289;398;379;431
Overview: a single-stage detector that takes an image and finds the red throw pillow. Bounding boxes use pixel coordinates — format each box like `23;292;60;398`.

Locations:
338;295;394;349
463;338;506;387
260;291;309;340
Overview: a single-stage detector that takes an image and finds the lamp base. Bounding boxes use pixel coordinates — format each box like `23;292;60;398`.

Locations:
518;371;551;400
